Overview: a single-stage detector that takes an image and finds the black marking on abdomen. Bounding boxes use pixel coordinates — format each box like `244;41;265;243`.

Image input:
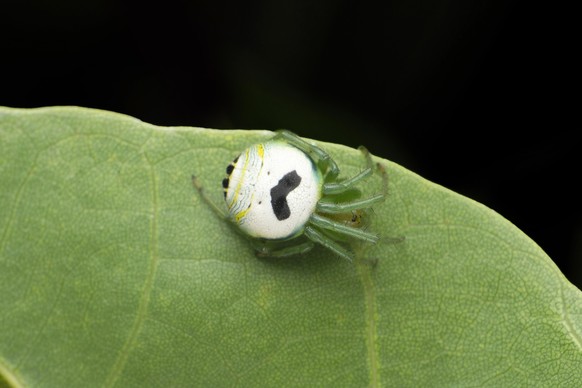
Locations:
223;154;240;199
270;170;302;221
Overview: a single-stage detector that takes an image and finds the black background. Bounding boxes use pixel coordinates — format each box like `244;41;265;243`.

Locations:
2;0;580;288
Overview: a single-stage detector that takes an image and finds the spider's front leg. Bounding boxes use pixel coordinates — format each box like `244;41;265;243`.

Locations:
322;146;374;195
317;146;388;213
275;130;340;179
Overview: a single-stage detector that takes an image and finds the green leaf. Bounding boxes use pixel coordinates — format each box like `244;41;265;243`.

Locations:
1;106;581;387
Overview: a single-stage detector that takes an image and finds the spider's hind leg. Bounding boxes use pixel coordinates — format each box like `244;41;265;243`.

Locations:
252;238;315;258
192;175;228;219
304;226;355;261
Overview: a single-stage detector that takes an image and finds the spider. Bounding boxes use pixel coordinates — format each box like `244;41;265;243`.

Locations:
192;130;387;261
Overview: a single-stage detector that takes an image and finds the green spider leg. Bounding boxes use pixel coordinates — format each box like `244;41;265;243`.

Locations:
275;130;340;180
304;226;355;261
317;148;388;214
322;146;373;195
309;213;379;244
191;175;227;219
304;147;389;261
316;195;385;213
252;238;315;258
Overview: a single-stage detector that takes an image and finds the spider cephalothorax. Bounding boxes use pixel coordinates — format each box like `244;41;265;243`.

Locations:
193;130;387;261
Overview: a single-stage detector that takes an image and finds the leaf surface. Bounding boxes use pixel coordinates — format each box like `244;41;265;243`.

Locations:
1;107;581;387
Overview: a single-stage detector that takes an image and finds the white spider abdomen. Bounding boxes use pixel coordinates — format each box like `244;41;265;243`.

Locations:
224;141;322;239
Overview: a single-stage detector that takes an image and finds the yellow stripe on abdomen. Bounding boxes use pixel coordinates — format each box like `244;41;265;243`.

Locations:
228;147;251;210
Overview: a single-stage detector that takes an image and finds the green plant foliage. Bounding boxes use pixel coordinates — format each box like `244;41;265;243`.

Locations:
1;107;581;387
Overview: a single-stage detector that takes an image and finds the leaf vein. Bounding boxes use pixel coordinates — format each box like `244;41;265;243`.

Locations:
560;284;582;352
357;260;380;387
104;157;160;387
0;160;38;256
